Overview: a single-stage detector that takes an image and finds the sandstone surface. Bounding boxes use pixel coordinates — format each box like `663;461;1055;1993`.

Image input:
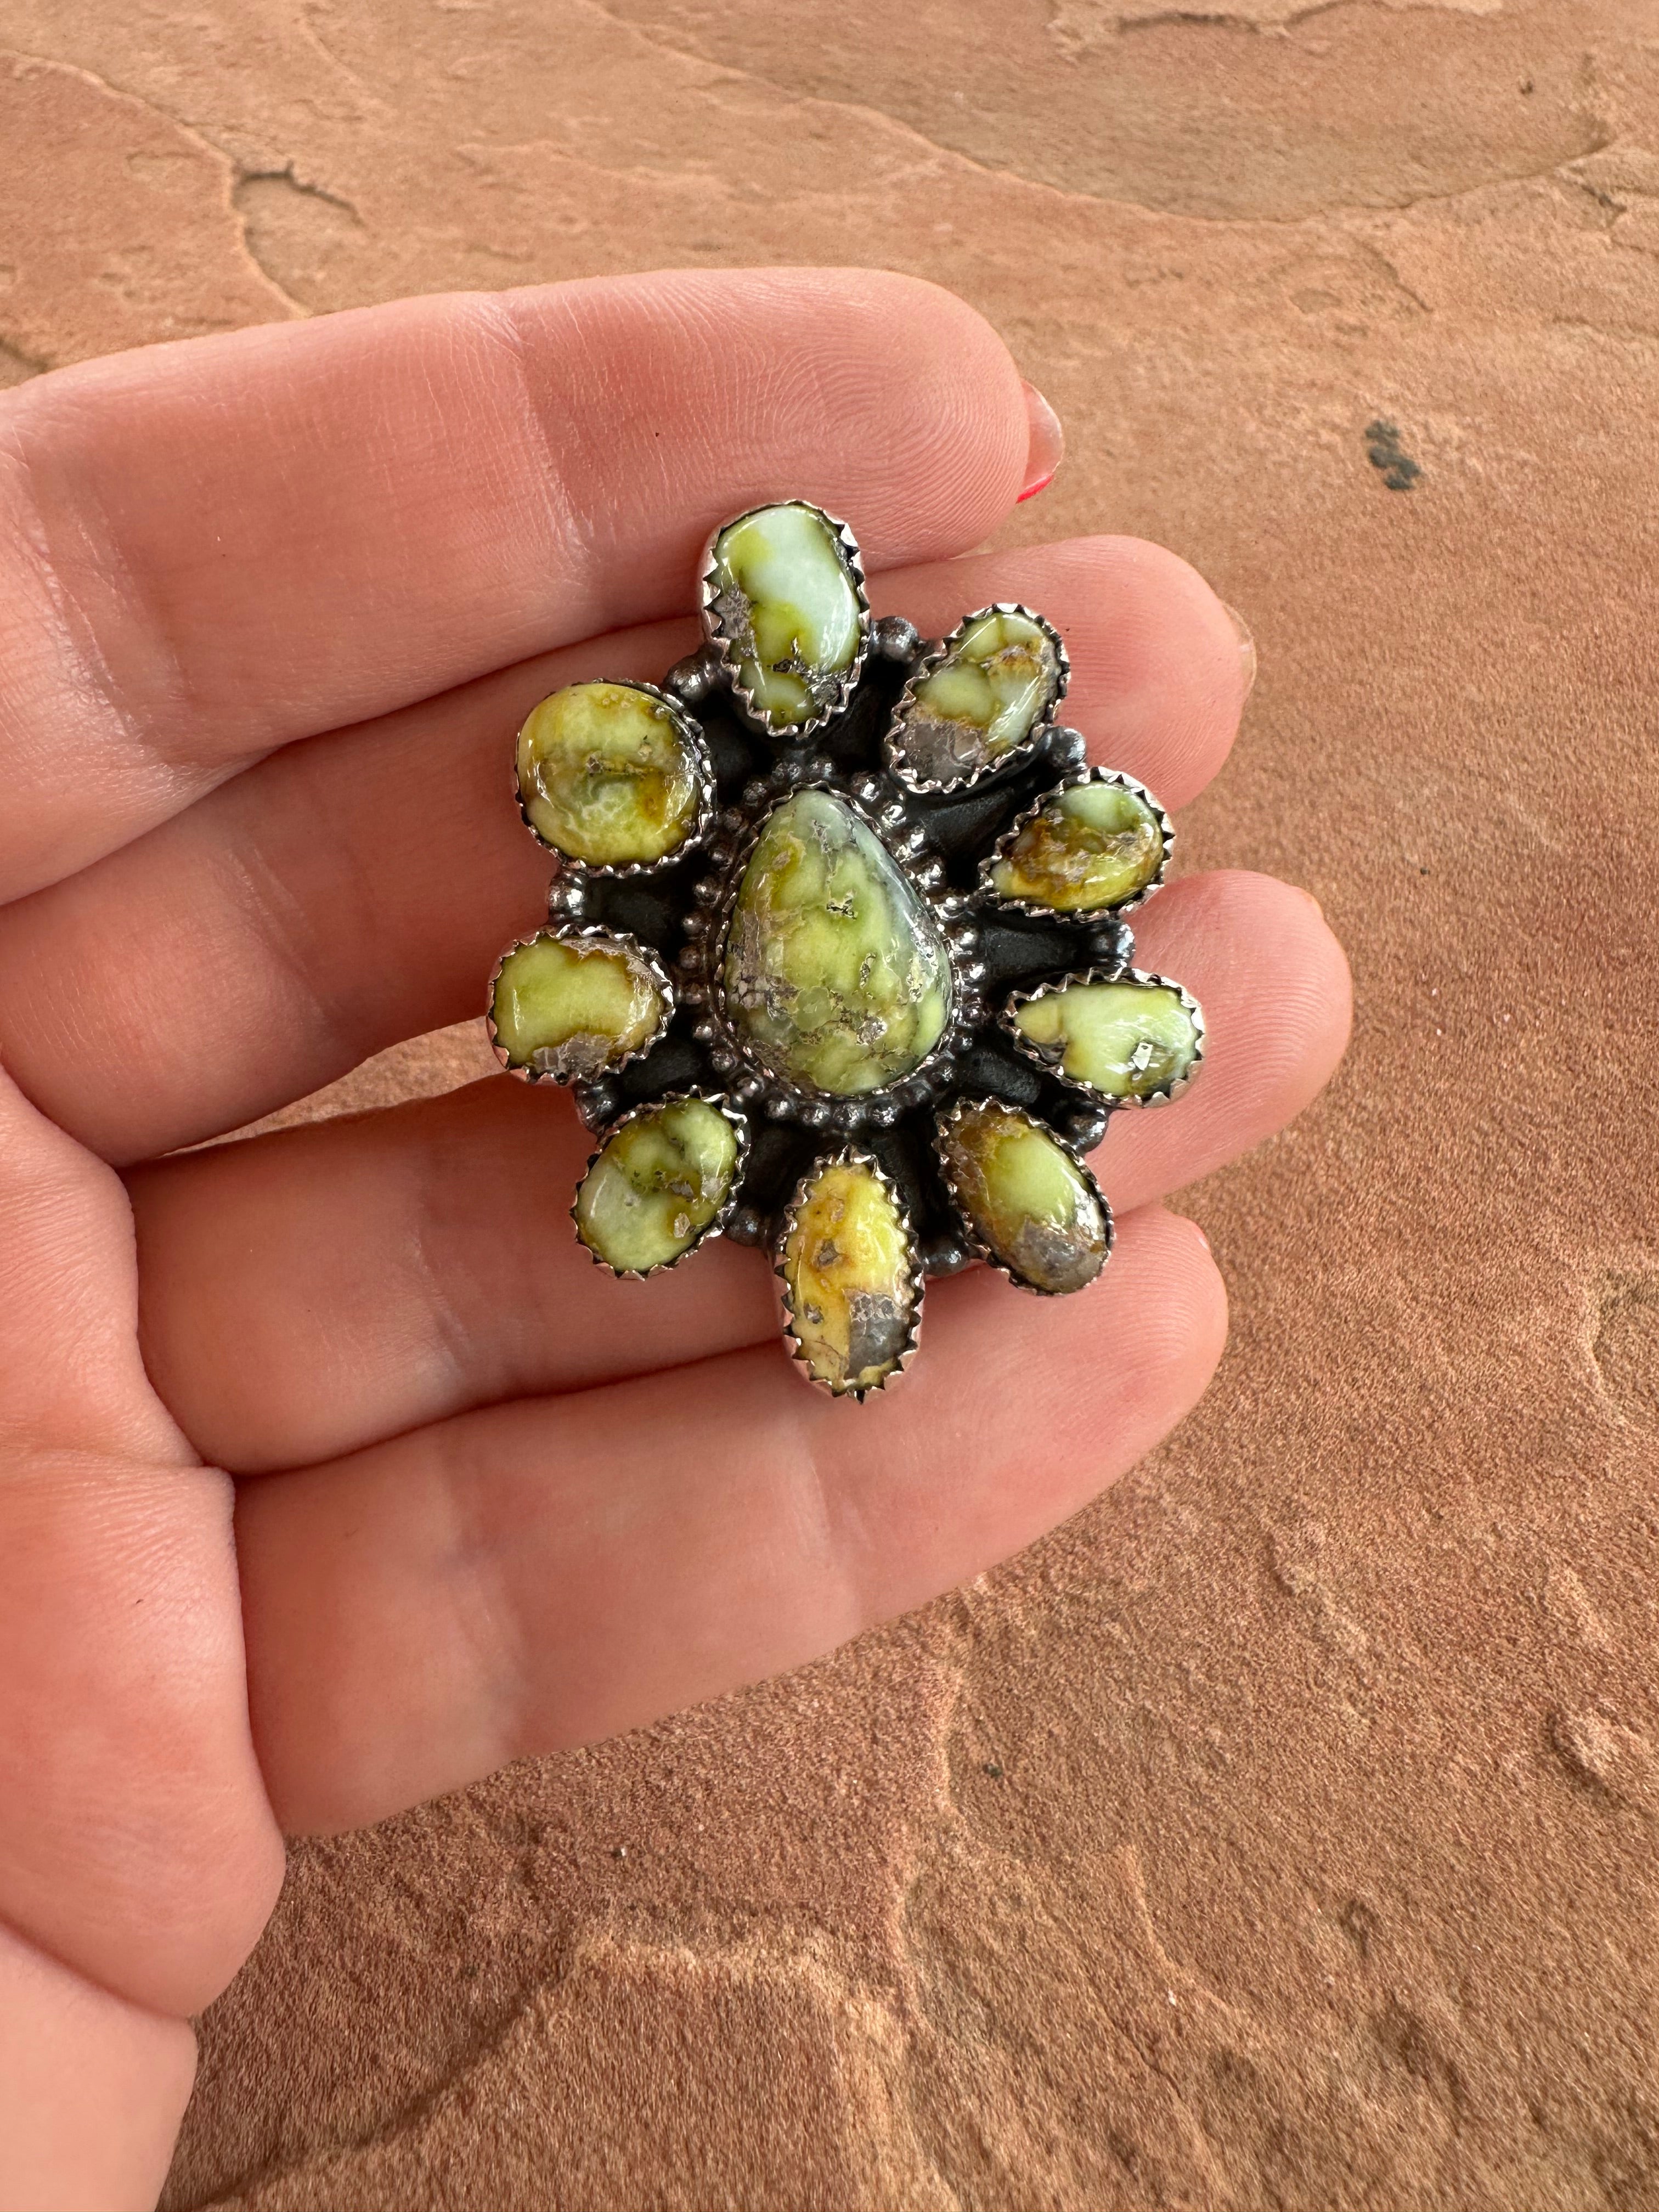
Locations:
1;2;1655;2204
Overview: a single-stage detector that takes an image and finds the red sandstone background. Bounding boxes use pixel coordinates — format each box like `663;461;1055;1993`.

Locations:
3;2;1657;2204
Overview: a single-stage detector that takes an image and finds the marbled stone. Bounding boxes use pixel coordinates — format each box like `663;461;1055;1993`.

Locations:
707;502;864;729
890;606;1061;786
990;776;1165;913
939;1101;1110;1295
490;930;667;1079
516;680;704;866
723;789;952;1096
781;1156;917;1394
1012;975;1201;1100
574;1096;742;1273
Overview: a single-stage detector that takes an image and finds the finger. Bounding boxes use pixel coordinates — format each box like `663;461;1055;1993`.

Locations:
237;1204;1225;1834
0;1068;282;2019
7;535;1251;1163
0;1918;195;2212
0;267;1031;901
131;868;1333;1476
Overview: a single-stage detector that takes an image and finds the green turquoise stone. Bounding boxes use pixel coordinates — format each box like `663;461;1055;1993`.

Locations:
490;930;665;1079
990;777;1165;913
574;1097;742;1273
1013;976;1200;1100
708;503;863;729
782;1156;917;1394
940;1101;1109;1295
723;789;952;1096
891;607;1061;785
516;681;703;866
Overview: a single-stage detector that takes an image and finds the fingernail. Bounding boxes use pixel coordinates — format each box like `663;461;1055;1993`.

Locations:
1018;380;1064;503
1220;601;1257;700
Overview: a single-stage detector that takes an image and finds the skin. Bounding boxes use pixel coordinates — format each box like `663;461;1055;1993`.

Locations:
0;266;1351;2207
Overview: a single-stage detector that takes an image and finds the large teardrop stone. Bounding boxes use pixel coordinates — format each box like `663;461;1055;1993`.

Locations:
723;789;952;1096
939;1101;1110;1295
782;1155;918;1395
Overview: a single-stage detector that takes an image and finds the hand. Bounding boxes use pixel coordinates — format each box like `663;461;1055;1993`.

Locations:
0;268;1348;2207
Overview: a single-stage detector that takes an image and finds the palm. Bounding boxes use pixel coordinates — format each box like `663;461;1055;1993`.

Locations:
0;268;1346;2202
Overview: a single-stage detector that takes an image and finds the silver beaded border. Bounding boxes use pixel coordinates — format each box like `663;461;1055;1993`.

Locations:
977;766;1175;923
883;602;1070;796
933;1096;1115;1299
570;1090;752;1281
774;1148;926;1398
1001;967;1207;1110
697;501;871;742
485;922;675;1085
513;679;718;881
685;776;984;1133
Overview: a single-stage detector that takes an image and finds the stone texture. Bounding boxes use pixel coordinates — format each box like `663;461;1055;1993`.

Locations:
723;789;952;1096
781;1155;918;1396
889;606;1062;788
707;503;865;731
1012;974;1202;1102
573;1095;742;1277
515;681;704;867
0;1;1654;2205
990;774;1168;914
489;932;665;1080
939;1101;1111;1296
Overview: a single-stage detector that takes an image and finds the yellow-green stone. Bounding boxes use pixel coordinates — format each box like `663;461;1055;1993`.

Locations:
516;681;702;866
574;1097;741;1273
941;1102;1108;1295
991;780;1165;913
723;789;952;1096
491;932;665;1079
709;503;862;727
894;608;1060;785
1013;977;1199;1100
783;1158;916;1393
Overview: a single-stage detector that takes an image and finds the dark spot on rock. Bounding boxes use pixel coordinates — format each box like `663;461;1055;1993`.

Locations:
982;1760;1004;1779
1364;417;1423;491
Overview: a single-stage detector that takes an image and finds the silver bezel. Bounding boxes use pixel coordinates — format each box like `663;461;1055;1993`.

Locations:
571;1090;752;1281
933;1096;1115;1299
697;501;871;742
977;766;1175;922
883;602;1070;796
514;679;717;879
485;923;675;1085
687;776;981;1130
774;1148;926;1398
1001;966;1206;1110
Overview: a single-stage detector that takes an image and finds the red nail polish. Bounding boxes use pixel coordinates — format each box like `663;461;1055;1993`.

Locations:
1017;468;1056;505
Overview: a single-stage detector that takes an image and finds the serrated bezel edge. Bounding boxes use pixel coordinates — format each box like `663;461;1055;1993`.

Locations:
697;502;871;743
932;1096;1116;1299
774;1147;926;1398
570;1090;752;1280
486;922;676;1084
883;602;1071;797
977;766;1175;923
1000;966;1207;1109
514;679;718;879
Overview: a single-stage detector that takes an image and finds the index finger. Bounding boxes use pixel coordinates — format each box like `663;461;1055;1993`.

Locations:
0;267;1034;901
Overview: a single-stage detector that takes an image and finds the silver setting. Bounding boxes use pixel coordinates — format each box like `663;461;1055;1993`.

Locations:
571;1091;752;1282
697;501;870;742
774;1148;925;1399
933;1096;1115;1299
485;923;675;1085
515;679;716;879
977;766;1175;922
692;778;976;1130
884;602;1069;797
1002;966;1206;1110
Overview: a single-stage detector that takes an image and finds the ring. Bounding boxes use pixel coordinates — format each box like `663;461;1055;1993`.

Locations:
487;501;1204;1398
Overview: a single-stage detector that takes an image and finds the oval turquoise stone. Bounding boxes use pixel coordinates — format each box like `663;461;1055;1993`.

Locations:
722;789;952;1096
